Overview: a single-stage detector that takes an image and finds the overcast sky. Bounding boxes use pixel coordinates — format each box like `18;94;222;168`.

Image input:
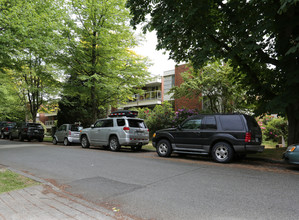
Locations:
133;29;176;76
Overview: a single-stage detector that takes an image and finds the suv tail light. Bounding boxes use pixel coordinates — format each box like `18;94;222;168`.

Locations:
245;132;251;143
123;127;130;131
5;127;8;132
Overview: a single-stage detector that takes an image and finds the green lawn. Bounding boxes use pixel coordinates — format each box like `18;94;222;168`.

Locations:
0;169;38;194
44;136;52;142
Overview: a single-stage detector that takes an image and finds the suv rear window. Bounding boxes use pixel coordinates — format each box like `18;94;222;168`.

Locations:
244;115;259;129
220;115;244;131
128;119;146;128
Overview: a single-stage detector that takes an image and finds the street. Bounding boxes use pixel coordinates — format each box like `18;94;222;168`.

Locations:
0;139;299;220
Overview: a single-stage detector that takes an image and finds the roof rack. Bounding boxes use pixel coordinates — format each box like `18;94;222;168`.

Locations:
109;110;138;118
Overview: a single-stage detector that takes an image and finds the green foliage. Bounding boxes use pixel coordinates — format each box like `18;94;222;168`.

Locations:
0;72;26;121
127;0;299;144
257;115;288;143
133;102;174;137
170;61;253;113
0;0;66;121
60;0;150;121
264;117;288;143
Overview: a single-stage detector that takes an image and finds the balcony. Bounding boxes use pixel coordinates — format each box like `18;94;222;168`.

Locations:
121;90;162;108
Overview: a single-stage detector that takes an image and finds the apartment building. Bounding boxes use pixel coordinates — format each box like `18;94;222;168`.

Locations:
120;64;203;111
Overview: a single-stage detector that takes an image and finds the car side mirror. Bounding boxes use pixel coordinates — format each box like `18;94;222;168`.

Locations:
91;125;95;128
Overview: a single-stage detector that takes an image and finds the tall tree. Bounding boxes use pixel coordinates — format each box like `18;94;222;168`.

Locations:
127;0;299;144
61;0;149;122
0;0;66;122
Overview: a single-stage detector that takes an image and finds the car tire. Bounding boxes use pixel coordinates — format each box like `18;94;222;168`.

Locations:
156;139;172;157
131;145;142;152
18;134;24;141
81;136;90;148
109;136;120;151
52;137;57;145
9;133;13;141
64;138;70;146
211;142;234;163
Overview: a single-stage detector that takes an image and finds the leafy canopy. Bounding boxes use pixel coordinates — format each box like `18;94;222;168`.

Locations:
127;0;299;144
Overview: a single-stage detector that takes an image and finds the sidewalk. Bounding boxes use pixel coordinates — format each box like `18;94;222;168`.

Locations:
0;168;130;220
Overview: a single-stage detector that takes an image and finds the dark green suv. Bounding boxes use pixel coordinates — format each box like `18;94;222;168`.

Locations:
152;114;264;163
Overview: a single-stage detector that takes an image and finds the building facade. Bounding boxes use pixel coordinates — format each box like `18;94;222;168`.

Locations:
120;64;203;111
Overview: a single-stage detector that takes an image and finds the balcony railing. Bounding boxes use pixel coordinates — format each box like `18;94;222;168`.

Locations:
128;90;162;102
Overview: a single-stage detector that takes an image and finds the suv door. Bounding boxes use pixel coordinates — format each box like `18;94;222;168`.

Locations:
89;120;105;144
174;117;204;150
200;116;218;149
98;119;114;145
56;125;67;142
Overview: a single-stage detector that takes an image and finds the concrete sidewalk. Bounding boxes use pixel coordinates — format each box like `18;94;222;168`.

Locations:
0;168;131;220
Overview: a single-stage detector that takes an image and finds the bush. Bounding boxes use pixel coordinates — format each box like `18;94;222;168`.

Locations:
264;117;288;143
132;102;174;138
257;115;288;143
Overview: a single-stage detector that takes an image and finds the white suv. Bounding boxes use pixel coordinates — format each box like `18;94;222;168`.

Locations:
80;111;149;151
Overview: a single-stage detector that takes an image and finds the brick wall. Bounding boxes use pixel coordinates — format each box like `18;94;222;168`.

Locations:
174;64;202;111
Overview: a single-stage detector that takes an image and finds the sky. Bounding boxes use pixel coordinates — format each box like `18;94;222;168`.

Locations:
133;29;176;76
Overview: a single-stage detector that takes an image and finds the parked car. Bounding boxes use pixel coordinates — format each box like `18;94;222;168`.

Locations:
53;124;83;146
1;122;16;139
80;110;149;151
283;144;299;165
152;114;264;163
9;122;44;142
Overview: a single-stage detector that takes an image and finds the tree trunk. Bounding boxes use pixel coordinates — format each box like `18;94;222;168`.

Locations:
286;103;299;145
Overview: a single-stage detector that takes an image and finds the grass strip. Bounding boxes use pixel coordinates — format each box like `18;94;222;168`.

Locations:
0;169;38;194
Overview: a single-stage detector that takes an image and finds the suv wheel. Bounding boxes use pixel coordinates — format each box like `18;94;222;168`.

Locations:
211;142;234;163
64;138;70;146
109;136;120;151
52;137;57;145
81;136;90;148
157;139;172;157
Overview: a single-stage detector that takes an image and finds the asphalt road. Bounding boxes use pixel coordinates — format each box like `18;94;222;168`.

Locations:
0;139;299;220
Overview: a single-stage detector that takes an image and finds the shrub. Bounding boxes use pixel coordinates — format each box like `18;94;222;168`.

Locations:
132;102;174;138
263;117;288;143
